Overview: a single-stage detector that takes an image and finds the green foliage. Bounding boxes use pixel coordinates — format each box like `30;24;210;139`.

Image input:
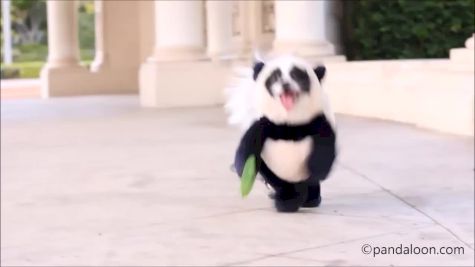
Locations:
78;1;95;60
1;58;92;79
343;0;475;60
15;44;48;62
1;61;44;79
7;43;93;63
10;0;47;45
78;9;95;56
78;0;95;14
11;0;40;11
1;67;20;79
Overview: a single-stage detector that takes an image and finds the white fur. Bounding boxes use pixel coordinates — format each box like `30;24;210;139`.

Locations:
224;67;260;131
261;137;313;182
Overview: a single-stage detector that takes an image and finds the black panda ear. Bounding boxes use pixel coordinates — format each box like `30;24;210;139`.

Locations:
253;61;265;80
313;65;326;82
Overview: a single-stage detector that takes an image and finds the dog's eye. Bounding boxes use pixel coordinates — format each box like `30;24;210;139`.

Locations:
290;67;309;81
265;69;283;95
290;66;311;92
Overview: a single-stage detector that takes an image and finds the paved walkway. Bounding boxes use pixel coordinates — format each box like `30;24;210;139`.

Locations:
1;96;473;266
0;79;41;100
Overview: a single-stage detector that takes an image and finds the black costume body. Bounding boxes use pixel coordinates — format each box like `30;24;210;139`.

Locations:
234;112;336;212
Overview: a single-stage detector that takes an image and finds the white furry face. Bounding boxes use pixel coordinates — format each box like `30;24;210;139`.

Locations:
254;56;326;125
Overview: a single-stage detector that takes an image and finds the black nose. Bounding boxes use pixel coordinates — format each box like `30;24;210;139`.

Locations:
282;82;292;93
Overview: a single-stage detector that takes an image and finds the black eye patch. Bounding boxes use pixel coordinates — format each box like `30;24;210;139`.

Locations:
290;66;310;92
264;69;282;96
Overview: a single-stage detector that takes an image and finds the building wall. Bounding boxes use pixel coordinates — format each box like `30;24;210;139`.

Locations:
102;1;141;69
138;0;155;63
40;0;473;136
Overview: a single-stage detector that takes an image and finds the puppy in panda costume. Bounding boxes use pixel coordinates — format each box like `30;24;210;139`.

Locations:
225;55;337;213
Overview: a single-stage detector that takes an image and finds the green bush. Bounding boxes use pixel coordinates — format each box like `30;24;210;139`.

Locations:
343;0;475;60
15;44;48;62
1;67;20;79
1;61;44;79
0;59;92;79
78;1;95;61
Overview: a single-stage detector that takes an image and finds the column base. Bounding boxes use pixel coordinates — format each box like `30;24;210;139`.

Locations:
90;52;108;72
272;40;336;57
40;64;138;97
139;59;233;108
40;65;88;98
150;46;208;62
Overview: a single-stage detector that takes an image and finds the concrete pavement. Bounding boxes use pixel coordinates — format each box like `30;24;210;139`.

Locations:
1;96;473;266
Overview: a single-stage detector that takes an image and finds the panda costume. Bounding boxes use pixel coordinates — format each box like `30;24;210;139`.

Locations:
225;55;337;213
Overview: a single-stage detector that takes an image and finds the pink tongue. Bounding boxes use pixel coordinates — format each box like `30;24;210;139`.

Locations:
280;94;295;110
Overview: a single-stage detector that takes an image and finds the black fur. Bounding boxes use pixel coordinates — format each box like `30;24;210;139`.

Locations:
268;183;321;208
253;61;265;80
314;66;326;82
234;120;265;179
234;114;336;213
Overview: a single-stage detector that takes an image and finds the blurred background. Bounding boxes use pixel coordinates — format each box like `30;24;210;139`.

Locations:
1;0;95;78
0;0;473;79
1;0;473;135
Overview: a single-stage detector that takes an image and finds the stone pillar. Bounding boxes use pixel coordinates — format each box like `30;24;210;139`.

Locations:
44;0;80;68
273;0;335;57
205;1;234;59
140;0;226;108
91;0;106;72
150;1;206;62
41;0;87;98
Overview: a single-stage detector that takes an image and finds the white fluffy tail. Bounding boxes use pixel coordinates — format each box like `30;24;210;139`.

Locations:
224;66;259;131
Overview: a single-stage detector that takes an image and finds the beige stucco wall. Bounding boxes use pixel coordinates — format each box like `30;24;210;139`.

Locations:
324;59;474;137
138;1;155;63
100;1;141;70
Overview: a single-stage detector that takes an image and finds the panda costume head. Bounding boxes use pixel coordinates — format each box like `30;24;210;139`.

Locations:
252;55;330;126
225;54;335;132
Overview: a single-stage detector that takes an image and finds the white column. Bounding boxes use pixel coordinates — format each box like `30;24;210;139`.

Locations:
151;1;206;62
273;0;334;56
2;0;13;64
45;0;80;68
91;0;106;71
205;1;234;59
